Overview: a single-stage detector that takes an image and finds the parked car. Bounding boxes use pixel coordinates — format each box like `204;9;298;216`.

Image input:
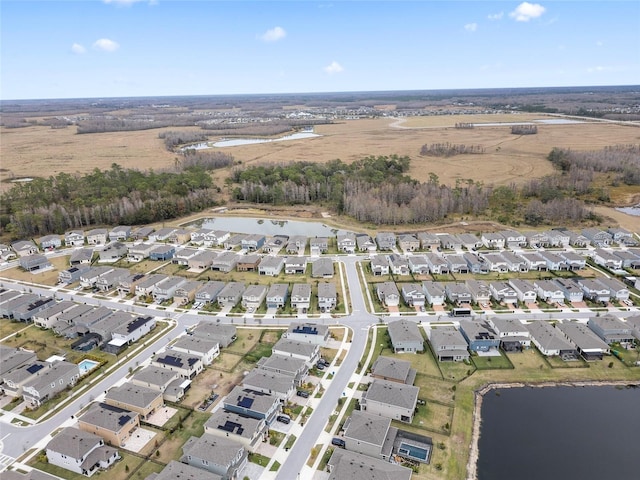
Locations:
331;438;346;448
297;390;310;398
316;362;325;370
277;414;291;424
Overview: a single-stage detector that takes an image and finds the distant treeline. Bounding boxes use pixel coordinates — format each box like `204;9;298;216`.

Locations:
159;131;208;149
76;115;197;134
1;164;219;238
420;143;485;157
547;145;640;185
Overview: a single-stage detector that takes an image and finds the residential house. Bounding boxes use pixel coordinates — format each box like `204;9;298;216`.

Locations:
459;319;500;352
526;321;577;357
258;256;284;276
167;229;191;245
135;274;169;297
525;231;550;248
22;360;80;407
592;248;623;270
425;252;449;274
577;278;611;303
241;369;296;401
173;280;202;305
188;251;218;270
98;242;127;263
463;252;488;274
152;461;218;480
521;252;548;271
360;378;419;423
309;236;329;255
210;251;238;272
130;226;155;240
172;248;199;266
311;258;333;278
371;356;416;385
256;354;308;386
422;281;446;306
428;326;470;361
223;233;246;250
284;256;307;275
189;228;213;245
376;282;400;307
99;314;155;352
203;230;230;248
625;316;640;341
400;283;425;307
0;345;37;378
79;267;113;289
45;427;120;477
567;230;590;248
613;250;640;269
64;230;85;247
508;278;537;304
241;234;266;251
217;282;246;307
438;233;463;251
39;235;61;250
538;251;567;271
286;235;307;254
481;252;509;273
356;234;376;253
151;350;203;379
488;317;531;351
557;321;610;360
545;229;570;247
489;281;518;304
481;232;505;249
2;360;50;398
554;278;584;303
148;245;175;261
417;232;441;250
19;254;52;272
69;248;93;266
397;234;420;252
375;232;397;251
326;449;413;480
596;276;630;301
588;315;635;345
195;281;226;304
152;276;187;302
444;282;472;305
11;240;38;257
290;284;312;311
342;410;395;460
407;255;430;275
104;384;163;420
78;403;140;447
272;338;320;366
317;282;337;311
171;336;220;366
458;233;483;251
127;243;155;263
108;226;131;242
608;227;637;246
51;304;93;336
446;254;469;274
388;254;410;275
387;319;424;353
191;322;237;348
285;322;329;345
370;255;390;276
204;410;267;453
558;251;587;270
499;230;527;248
0;293;39;319
181;433;247;480
95;268;129;292
223;386;281;424
337;233;357;253
12;296;56;322
266;283;289;309
534;280;565;304
32;301;77;329
236;254;261;272
0;244;17;261
465;279;491;305
86;229;108;246
241;284;267;309
130;366;188;403
500;251;528;272
263;235;288;254
582;228;613;247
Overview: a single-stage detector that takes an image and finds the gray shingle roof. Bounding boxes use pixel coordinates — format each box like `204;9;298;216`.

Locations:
46;427;102;459
181;433;245;467
363;378;419;410
78;402;139;433
387;319;423;344
371;356;412;383
153;460;221;480
343;410;391;447
105;383;161;410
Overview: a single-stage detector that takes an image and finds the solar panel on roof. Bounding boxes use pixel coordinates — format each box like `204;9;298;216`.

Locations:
27;364;44;374
159;355;183;367
118;414;131;426
237;397;254;409
218;421;243;434
293;326;318;335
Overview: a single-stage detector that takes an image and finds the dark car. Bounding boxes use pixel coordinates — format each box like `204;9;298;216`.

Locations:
297;390;310;398
316;362;325;370
277;414;291;424
331;437;346;448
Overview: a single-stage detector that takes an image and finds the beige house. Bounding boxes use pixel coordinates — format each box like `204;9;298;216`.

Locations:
77;402;140;447
104;383;163;420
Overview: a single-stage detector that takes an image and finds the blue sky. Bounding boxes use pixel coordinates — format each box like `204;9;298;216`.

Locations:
1;1;639;99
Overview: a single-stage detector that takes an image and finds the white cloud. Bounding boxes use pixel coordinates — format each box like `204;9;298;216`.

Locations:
71;43;86;54
488;12;504;21
93;38;120;52
259;26;287;42
509;2;546;22
464;23;478;32
324;61;344;74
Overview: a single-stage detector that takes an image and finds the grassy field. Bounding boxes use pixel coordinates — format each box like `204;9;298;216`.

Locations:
0;255;70;285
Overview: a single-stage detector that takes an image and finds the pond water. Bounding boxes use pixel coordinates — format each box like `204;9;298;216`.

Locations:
477;385;640;480
185;217;353;237
615;205;640;216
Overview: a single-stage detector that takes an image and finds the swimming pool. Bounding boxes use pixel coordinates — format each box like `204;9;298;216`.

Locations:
78;359;99;375
398;442;430;462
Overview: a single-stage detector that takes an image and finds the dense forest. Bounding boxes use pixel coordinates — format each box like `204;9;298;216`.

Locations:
1;164;220;238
